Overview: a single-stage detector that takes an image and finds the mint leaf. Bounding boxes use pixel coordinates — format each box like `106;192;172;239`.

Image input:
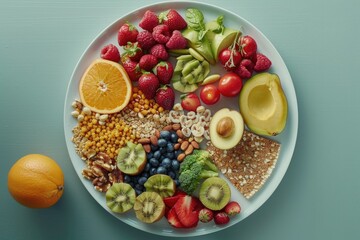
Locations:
185;8;205;31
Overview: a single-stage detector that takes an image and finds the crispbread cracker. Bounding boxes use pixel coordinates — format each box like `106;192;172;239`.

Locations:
206;130;280;199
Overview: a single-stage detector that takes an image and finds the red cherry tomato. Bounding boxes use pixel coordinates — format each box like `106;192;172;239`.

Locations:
238;35;257;58
218;73;243;97
200;84;221;105
218;48;242;71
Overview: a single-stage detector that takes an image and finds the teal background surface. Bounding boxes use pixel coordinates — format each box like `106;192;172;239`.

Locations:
1;0;359;239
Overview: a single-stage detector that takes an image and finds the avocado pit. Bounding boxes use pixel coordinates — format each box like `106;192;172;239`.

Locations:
216;117;235;138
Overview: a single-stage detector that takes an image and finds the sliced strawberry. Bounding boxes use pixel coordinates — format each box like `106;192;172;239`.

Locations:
174;195;199;228
167;207;185;228
163;195;182;208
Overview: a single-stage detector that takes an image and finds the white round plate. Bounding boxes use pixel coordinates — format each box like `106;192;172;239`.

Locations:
64;1;298;237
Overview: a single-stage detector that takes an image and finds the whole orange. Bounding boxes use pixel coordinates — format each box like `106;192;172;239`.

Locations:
8;154;64;208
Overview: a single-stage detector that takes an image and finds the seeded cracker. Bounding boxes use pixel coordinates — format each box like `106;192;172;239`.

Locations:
206;130;280;199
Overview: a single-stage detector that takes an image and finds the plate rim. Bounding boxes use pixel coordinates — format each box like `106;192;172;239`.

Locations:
63;0;298;237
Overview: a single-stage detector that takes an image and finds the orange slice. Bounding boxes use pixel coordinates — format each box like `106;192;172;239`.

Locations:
79;59;132;114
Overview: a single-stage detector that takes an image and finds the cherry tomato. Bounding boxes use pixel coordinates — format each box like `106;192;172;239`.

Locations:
238;35;257;58
218;73;243;97
218;48;242;71
200;84;221;105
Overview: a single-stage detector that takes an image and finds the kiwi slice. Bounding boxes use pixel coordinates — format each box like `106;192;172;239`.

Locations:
117;141;146;175
106;182;136;213
144;174;176;198
133;191;165;223
199;177;231;211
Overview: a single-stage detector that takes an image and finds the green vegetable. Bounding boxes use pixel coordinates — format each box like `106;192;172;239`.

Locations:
178;150;219;195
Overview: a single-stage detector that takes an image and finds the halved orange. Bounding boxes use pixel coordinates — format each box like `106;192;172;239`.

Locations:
79;59;132;114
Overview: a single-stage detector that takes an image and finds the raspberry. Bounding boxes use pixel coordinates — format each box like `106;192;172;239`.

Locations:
139;10;159;32
152;24;171;44
254;53;272;72
166;30;187;49
139;54;158;71
150;44;169;60
136;30;157;50
100;44;120;62
235;59;254;79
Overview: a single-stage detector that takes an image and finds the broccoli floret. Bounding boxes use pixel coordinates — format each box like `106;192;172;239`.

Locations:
178;150;219;195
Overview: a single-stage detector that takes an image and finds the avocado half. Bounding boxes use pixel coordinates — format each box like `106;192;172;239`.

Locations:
239;73;288;136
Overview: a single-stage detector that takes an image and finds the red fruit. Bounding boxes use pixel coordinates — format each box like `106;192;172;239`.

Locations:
121;57;141;82
139;54;158;71
254;53;272;72
152;24;171;44
136;30;157;50
214;212;230;225
100;44;120;62
139;10;159;32
235;58;254;79
181;93;201;112
150;44;169;60
167;207;185;228
218;48;242;71
159;9;187;31
155;86;175;110
200;84;221;105
163;189;187;208
238;35;257;58
122;42;143;62
166;30;187;49
117;23;139;46
218;73;243;97
138;73;160;99
198;208;214;223
224;201;241;217
153;61;173;85
174;195;199;228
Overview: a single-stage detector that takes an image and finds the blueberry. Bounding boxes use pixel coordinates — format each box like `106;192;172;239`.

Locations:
138;176;148;185
144;163;151;172
147;152;153;159
156;166;167;174
161;158;172;169
168;171;176;179
166;152;175;159
150;168;157;176
149;158;159;167
160;147;167;154
141;172;149;178
174;150;182;158
151;144;159;151
135;183;143;190
158;139;167;147
124;175;131;183
166;143;174;152
160;130;171;140
153;150;161;159
170;133;178;143
171;160;180;171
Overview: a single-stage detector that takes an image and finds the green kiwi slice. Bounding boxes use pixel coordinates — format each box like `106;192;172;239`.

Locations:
106;182;136;213
133;191;165;223
116;141;146;175
144;174;176;198
199;177;231;211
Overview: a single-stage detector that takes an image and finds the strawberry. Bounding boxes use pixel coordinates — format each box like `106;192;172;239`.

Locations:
159;9;187;31
139;10;159;32
139;54;158;71
122;42;143;62
150;44;169;60
153;61;173;84
166;30;187;49
174;195;199;228
253;53;272;72
181;93;201;112
224;201;241;217
167;207;185;228
100;44;120;62
121;57;141;82
152;24;171;44
163;189;187;208
214;212;230;225
117;23;138;46
136;30;157;50
235;58;254;79
198;208;214;223
155;85;175;110
138;73;159;99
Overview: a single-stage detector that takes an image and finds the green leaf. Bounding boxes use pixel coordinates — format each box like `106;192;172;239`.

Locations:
185;8;205;32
